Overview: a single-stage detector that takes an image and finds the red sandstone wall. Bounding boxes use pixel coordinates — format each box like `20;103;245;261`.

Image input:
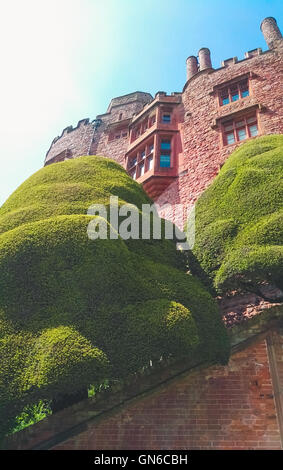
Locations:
51;337;282;450
44;120;95;165
157;43;283;220
45;93;152;167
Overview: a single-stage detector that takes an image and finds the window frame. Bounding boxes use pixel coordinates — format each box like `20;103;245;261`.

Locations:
159;137;172;169
162;113;171;123
127;140;155;180
218;78;250;107
222;113;258;146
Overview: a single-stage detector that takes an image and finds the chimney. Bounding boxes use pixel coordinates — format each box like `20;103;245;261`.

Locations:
186;56;198;80
198;48;212;71
260;17;282;49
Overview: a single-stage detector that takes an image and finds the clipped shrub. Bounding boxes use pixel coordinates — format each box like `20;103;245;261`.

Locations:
192;135;283;292
0;155;229;439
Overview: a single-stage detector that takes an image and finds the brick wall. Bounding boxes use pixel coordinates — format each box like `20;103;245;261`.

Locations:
50;335;282;450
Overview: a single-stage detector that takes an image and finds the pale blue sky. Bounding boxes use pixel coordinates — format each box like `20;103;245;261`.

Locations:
0;0;282;206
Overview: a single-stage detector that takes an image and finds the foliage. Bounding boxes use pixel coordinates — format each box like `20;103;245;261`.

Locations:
9;400;51;435
0;155;229;440
191;135;283;292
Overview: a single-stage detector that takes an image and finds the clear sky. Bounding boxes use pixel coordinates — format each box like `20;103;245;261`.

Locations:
0;0;282;206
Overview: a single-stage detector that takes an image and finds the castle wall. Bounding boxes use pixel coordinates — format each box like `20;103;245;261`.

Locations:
44;92;152;166
44;120;95;166
157;42;283;223
49;334;283;450
90;97;152;166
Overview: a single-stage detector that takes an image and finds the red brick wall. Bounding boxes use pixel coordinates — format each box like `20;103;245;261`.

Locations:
272;332;283;396
51;336;282;450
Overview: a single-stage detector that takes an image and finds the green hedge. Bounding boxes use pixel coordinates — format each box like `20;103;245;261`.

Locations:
192;135;283;292
0;155;229;439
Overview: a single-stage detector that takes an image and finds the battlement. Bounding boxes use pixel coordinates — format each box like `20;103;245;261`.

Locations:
106;91;152;113
45;92;153;165
50;118;93;147
185;16;282;84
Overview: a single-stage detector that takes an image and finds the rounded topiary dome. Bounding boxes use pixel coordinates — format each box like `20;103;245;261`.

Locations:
0;155;229;437
192;135;283;293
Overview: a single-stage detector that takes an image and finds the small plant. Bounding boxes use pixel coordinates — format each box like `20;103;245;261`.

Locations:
88;379;110;398
10;400;52;434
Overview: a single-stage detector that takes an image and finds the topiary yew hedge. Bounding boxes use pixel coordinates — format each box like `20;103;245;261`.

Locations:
0;156;229;440
192;135;283;293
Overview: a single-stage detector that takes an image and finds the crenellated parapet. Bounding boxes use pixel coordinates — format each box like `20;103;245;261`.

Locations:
44;92;153;166
44;119;95;166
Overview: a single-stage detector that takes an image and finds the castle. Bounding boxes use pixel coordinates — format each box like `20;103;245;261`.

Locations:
4;17;283;451
45;17;283;227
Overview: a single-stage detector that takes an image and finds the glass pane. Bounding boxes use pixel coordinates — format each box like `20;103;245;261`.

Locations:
241;90;249;98
226;132;235;145
247;116;256;124
231;93;239;102
221;96;229;106
132;170;136;180
160;155;171;168
162;114;171;123
149;144;154;153
139;163;145;176
235;120;245;128
130;157;137;167
141;151;146;159
237;128;247;141
240;80;248;89
148;156;153;170
224;122;233;131
150;116;156;126
161;140;171;150
249;124;258;137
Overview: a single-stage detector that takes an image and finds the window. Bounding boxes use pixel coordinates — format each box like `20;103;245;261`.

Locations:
159;138;171;168
141;150;146;159
131;168;137;180
149;143;154;153
219;79;249;106
148;156;153;170
130;156;137;167
149;115;156;127
161;139;171;150
160;155;171;168
139;162;145;176
162;114;171;123
223;114;258;145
